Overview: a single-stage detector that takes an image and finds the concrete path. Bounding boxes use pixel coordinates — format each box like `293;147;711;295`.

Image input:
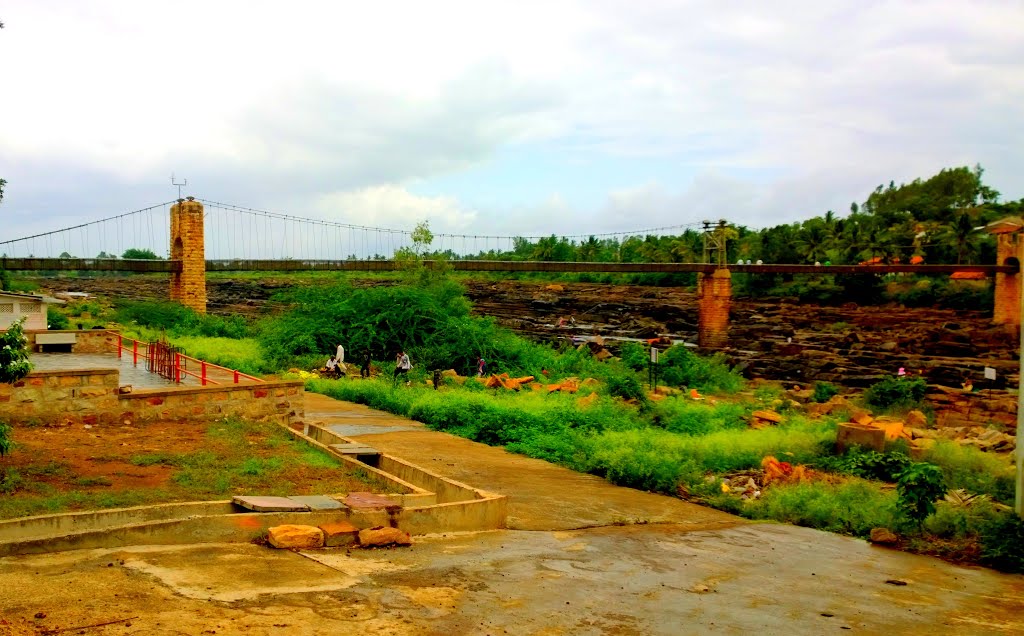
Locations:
306;393;738;532
1;392;1023;635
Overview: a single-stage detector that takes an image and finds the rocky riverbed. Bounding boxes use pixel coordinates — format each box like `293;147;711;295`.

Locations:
35;274;1020;419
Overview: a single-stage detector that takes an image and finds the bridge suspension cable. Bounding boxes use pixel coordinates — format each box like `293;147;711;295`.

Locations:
0;201;175;259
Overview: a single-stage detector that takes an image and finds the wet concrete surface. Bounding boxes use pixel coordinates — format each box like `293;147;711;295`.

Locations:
28;352;247;389
2;392;1023;635
29;353;181;389
2;525;1023;635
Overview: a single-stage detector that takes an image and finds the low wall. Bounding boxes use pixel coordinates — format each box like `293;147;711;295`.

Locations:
0;369;119;427
0;367;304;428
119;380;305;427
25;329;118;354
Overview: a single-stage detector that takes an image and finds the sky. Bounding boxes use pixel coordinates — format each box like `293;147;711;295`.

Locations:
1;0;1022;254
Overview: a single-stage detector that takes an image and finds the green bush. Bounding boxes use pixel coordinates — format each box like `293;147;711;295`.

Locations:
921;441;1015;503
896;463;947;525
650;399;746;436
0;423;12;458
604;366;646;402
818;448;912;482
0;318;32;384
864;376;927;409
742;480;898;536
619;342;649;372
657;345;742;393
46;306;70;330
812;382;839;403
979;512;1024;573
115;301;250;339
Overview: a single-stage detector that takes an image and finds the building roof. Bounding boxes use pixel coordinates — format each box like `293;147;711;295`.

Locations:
0;291;45;301
985;216;1024;235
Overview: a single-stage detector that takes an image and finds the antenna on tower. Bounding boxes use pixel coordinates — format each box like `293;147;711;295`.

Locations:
170;173;188;199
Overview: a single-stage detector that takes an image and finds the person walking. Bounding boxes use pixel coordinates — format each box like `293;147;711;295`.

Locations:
361;349;372;378
335;344;346;375
477;357;486;377
394;350;412;385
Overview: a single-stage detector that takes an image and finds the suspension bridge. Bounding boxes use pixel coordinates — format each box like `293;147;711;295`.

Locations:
0;197;1013;274
1;197;1021;348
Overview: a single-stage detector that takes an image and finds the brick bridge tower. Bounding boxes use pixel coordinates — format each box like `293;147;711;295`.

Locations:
169;197;207;314
986;216;1024;329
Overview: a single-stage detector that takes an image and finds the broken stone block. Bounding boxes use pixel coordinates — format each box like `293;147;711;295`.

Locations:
268;525;324;549
836;422;885;453
358;526;412;547
869;527;899;545
320;521;360;547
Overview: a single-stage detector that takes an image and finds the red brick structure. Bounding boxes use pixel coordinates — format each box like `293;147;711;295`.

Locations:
987;217;1024;329
697;269;731;349
169;197;207;314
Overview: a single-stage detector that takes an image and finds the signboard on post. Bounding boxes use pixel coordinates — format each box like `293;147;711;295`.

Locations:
650;347;659;364
984;367;996;381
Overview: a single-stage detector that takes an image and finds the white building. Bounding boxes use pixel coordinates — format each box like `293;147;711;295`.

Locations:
0;291;47;331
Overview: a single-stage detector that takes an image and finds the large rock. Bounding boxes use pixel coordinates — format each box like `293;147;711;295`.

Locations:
358;526;412;547
320;521;360;547
869;527;899;545
836;422;886;453
906;410;928;428
268;525;324;549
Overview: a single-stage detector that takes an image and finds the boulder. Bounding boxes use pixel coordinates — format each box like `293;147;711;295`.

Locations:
850;409;874;426
268;525;325;549
869;527;899;545
320;521;360;548
836;422;885;453
358;526;412;547
906;410;928;428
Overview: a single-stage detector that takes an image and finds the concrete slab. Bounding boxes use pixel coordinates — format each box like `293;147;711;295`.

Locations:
2;527;1023;634
343;492;401;513
231;496;310;512
289;495;347;511
329;442;381;456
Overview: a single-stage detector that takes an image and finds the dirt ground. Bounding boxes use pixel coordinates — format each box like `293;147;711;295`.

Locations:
1;418;376;518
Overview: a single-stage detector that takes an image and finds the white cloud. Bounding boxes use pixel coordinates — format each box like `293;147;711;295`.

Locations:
314;185;476;231
0;0;1021;242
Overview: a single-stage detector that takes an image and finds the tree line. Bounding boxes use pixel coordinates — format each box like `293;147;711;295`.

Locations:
426;165;1021;267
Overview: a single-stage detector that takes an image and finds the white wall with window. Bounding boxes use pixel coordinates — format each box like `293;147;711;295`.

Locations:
0;293;47;331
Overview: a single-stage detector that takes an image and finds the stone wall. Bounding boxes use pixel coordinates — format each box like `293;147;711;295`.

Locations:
24;329;118;354
0;368;303;428
0;369;119;426
993;232;1022;327
118;380;304;427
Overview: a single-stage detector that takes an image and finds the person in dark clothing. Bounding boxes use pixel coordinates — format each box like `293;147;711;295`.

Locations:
361;350;372;378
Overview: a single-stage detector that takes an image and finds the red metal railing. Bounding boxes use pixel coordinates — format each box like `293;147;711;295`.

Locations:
115;333;262;385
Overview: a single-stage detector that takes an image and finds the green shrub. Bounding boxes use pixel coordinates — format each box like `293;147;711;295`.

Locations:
921;441;1015;503
0;423;12;458
812;382;839;403
650;399;746;436
819;448;912;482
743;480;898;536
865;376;927;409
605;366;646;402
979;512;1024;573
657;345;742;393
46;307;70;330
619;342;649;372
896;463;947;526
0;318;32;384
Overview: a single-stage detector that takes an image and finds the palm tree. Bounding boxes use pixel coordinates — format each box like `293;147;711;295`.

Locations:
939;212;980;264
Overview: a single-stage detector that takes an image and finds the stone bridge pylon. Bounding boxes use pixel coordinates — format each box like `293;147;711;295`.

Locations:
169;197;207;314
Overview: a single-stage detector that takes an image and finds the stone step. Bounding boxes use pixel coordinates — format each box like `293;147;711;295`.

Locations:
329;443;381;456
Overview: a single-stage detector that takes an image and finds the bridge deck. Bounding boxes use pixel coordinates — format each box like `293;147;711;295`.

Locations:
0;257;1016;275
